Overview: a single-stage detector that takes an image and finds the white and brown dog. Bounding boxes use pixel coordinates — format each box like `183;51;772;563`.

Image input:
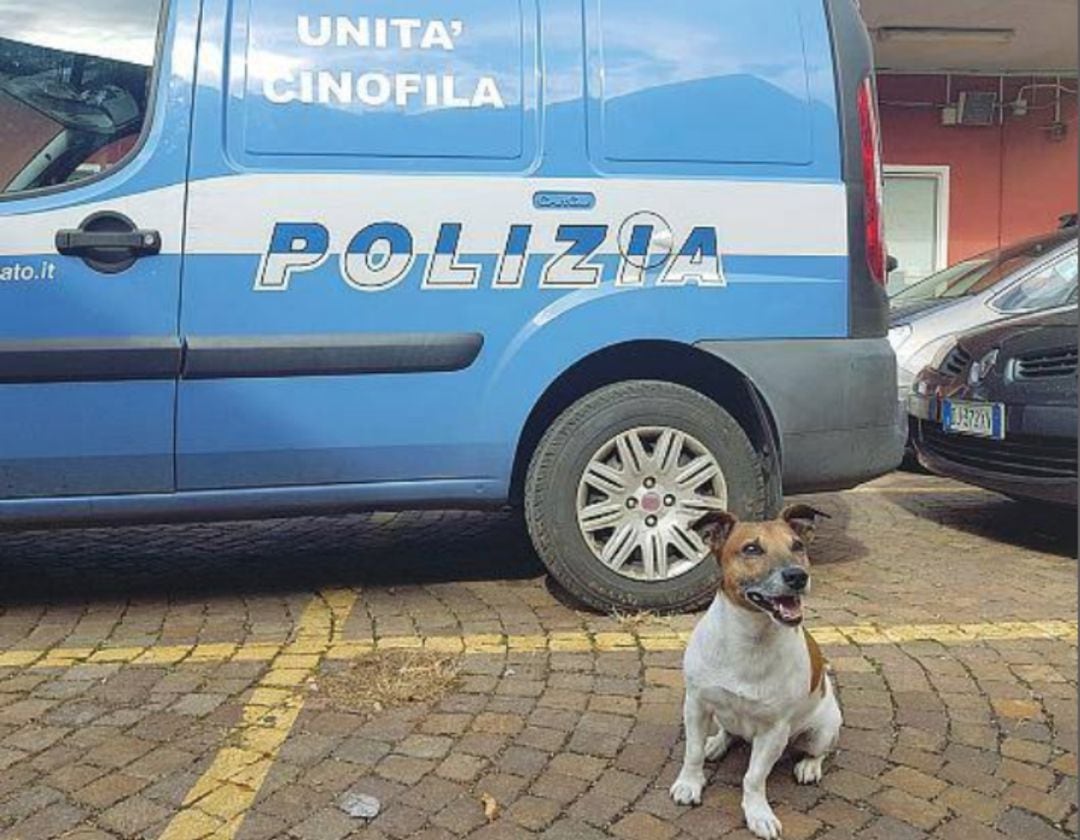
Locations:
670;505;841;839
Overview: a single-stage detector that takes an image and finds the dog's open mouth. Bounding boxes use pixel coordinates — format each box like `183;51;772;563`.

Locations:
746;591;804;626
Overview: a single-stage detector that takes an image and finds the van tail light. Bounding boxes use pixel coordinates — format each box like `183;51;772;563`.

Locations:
857;77;887;286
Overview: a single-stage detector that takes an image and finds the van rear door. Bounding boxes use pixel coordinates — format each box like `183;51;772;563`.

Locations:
0;1;197;498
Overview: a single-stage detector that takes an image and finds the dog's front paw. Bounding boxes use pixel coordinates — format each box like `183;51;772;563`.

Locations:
669;772;705;806
794;755;824;784
744;801;782;839
704;730;733;761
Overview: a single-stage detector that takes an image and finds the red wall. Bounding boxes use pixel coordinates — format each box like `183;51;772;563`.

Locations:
878;74;1078;263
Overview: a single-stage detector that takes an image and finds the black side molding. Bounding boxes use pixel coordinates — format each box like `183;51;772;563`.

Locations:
182;333;484;379
0;333;484;383
0;337;181;383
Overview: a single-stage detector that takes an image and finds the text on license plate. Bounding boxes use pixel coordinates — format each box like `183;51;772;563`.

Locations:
941;399;1006;440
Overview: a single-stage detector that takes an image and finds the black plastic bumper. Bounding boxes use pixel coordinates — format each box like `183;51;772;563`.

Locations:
908;392;1077;506
696;338;904;493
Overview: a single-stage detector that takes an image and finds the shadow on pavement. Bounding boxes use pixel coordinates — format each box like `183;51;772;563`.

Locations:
790;493;870;566
0;511;545;605
887;492;1077;559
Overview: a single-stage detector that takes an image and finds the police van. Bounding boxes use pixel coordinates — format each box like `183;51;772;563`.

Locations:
0;0;901;611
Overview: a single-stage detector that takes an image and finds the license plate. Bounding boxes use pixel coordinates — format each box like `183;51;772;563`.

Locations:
941;399;1006;440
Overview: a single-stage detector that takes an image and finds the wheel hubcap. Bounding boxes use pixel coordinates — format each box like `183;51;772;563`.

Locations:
576;426;729;582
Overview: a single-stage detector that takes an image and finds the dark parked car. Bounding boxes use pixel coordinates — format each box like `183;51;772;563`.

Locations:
908;305;1078;507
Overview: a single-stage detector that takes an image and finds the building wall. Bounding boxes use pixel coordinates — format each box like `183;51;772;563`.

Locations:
878;74;1078;263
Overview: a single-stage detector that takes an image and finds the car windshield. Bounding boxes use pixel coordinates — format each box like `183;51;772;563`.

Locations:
889;232;1075;306
993;251;1079;313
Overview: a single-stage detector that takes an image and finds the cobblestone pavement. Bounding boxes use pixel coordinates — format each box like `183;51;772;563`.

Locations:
0;472;1075;840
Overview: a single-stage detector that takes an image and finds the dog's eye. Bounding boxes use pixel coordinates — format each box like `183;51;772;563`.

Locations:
792;539;805;553
742;541;763;555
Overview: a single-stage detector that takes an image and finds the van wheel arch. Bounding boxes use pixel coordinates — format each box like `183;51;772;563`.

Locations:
509;340;783;512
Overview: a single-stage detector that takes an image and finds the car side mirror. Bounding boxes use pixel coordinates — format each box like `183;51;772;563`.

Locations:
886;254;899;273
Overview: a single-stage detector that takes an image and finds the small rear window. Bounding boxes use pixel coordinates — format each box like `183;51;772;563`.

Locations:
236;1;531;164
586;0;812;167
0;1;162;195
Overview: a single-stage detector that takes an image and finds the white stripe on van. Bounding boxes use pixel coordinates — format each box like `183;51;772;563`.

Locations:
2;175;848;258
2;184;187;258
185;174;848;258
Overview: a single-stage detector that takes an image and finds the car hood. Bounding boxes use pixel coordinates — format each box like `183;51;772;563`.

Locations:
945;307;1079;408
889;297;956;324
959;306;1078;359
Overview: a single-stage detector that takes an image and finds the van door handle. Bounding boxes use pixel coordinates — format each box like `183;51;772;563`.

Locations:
56;230;161;253
55;211;161;274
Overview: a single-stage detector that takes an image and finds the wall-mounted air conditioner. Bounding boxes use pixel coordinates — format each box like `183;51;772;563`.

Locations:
953;91;997;126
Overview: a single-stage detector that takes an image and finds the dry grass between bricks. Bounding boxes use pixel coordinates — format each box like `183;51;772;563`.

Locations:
314;650;461;715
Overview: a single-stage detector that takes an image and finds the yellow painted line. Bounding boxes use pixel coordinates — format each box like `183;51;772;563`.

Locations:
157;589;358;840
0;650;47;668
87;646;148;663
594;632;638;651
135;645;195;665
189;643;239;662
395;621;1075;650
324;641;376;659
376;634;423;651
3;618;1075;675
828;620;1078;645
507;634;547;652
229;643;282;663
548;632;594;652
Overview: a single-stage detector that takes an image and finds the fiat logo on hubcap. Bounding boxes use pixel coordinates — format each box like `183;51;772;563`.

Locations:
640;492;662;512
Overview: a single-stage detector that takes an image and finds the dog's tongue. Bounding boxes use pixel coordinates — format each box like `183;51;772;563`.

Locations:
776;596;802;622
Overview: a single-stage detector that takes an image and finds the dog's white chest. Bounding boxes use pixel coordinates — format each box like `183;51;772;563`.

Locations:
695;675;802;738
683;596;814;739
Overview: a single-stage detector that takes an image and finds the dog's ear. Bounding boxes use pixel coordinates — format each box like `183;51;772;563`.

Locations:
696;510;738;555
781;504;831;541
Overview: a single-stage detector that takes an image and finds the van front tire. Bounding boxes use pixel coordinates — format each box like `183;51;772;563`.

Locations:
524;380;767;613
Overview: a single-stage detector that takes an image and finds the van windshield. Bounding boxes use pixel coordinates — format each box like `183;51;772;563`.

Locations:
0;1;161;195
889;231;1075;307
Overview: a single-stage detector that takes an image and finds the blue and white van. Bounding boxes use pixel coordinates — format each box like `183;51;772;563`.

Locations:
0;0;901;611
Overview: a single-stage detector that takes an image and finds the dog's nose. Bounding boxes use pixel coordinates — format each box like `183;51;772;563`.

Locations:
782;567;809;591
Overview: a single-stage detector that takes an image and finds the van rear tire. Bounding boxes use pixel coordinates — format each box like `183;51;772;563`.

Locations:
524;380;768;613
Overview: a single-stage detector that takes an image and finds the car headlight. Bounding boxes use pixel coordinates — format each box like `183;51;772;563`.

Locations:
888;324;913;353
929;338;958;371
896;335;958;386
896;365;916;394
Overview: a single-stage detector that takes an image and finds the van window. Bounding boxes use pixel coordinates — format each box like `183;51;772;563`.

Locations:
0;1;163;195
586;0;812;168
236;2;530;164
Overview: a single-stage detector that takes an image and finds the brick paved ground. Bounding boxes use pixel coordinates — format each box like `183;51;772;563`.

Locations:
0;472;1075;839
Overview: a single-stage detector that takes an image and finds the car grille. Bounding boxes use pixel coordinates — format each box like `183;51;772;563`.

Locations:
1014;347;1078;380
939;345;971;377
917;420;1077;479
